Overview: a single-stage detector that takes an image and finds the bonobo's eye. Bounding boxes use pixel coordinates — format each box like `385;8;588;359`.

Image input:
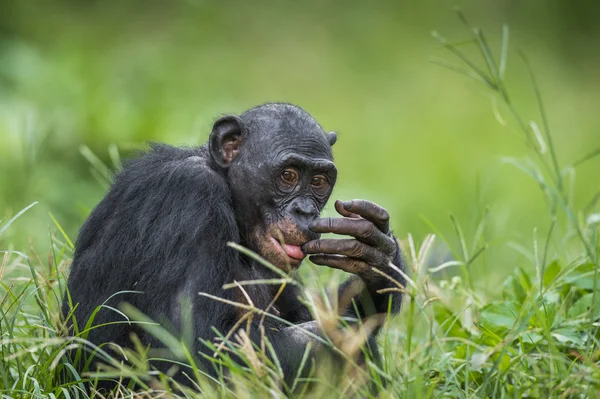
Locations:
311;175;329;191
311;175;327;187
280;168;299;185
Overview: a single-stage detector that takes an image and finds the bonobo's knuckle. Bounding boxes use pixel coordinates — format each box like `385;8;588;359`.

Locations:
385;239;397;257
379;208;390;222
350;259;368;275
350;241;365;258
348;259;361;272
359;201;370;214
326;217;335;230
355;219;367;235
363;223;378;240
383;232;394;245
380;253;393;268
312;240;322;252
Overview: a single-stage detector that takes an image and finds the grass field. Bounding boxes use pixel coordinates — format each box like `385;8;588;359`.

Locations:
1;3;599;398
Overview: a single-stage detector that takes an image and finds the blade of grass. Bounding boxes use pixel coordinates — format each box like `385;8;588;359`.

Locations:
48;213;74;250
0;202;38;237
499;25;510;79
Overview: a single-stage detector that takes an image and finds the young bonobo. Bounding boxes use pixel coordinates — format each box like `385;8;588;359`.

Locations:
62;103;405;391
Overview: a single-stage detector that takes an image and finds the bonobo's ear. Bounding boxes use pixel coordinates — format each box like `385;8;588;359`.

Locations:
326;131;337;146
209;115;247;168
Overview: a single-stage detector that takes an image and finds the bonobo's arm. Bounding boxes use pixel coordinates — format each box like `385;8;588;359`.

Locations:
303;200;405;319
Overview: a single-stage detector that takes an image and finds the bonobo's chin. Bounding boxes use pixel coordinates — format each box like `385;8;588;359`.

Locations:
268;236;306;267
251;220;316;272
252;235;307;273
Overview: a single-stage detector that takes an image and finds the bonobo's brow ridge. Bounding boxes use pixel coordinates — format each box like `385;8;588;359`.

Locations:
279;153;336;172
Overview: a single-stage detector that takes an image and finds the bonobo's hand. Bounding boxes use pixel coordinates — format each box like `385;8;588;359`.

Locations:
302;199;401;282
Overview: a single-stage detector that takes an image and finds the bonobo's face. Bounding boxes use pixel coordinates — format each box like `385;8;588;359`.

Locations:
209;103;337;272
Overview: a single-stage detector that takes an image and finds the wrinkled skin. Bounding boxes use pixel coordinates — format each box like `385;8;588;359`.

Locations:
220;106;401;280
304;199;400;285
215;104;338;271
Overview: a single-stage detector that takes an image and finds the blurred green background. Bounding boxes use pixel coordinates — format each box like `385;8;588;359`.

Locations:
1;0;598;292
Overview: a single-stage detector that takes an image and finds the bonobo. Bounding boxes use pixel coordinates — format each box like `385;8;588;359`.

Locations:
62;103;405;390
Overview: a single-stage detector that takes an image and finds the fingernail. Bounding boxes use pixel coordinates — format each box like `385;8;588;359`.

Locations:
342;200;353;209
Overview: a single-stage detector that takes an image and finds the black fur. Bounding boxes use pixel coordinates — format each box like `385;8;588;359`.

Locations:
62;103;404;391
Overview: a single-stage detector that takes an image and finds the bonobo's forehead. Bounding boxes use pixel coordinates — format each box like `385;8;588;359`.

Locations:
240;103;333;160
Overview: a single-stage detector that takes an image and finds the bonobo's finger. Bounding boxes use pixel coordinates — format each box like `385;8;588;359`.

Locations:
309;254;370;276
308;217;393;250
334;200;360;218
303;239;388;265
341;200;390;233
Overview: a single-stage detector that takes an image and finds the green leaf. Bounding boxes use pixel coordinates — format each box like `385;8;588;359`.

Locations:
432;302;469;338
535;301;557;329
551;327;587;346
567;292;600;319
543;260;561;288
502;268;532;304
563;263;599;290
515;267;532;292
455;343;467;359
520;330;544;345
503;275;524;303
473;321;503;346
478;301;519;334
491;352;511;372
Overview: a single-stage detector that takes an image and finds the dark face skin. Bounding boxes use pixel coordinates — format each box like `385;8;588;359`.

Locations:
209;103;400;281
209;103;337;271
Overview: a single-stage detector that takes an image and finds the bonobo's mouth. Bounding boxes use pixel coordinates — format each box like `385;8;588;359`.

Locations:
269;236;307;266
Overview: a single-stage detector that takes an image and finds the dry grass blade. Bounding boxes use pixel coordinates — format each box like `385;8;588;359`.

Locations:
234;329;266;378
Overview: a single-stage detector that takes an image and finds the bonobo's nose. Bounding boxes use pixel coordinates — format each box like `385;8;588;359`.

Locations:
289;198;319;222
287;198;320;240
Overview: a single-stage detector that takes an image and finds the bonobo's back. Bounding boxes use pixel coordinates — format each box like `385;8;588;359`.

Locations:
62;143;239;353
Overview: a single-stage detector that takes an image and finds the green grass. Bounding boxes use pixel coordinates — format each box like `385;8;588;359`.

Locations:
2;11;600;399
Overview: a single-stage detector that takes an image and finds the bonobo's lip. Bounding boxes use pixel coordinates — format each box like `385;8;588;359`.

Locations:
269;236;307;266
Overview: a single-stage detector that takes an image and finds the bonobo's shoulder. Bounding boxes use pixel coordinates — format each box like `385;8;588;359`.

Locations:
109;143;230;203
75;143;234;254
127;143;212;169
117;143;222;182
